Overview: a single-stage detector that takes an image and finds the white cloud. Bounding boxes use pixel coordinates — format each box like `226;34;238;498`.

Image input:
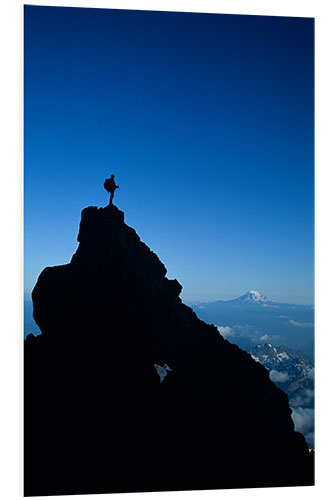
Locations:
217;326;234;338
289;320;313;328
290;389;314;408
307;367;315;380
269;369;289;383
257;333;280;343
233;324;256;338
291;407;314;435
234;324;252;331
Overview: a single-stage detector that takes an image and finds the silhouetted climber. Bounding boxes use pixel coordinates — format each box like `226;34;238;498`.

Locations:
104;174;119;205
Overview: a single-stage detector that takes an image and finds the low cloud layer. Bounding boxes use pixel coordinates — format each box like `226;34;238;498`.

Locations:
291;407;315;447
217;326;234;338
234;324;253;334
290;388;314;408
291;407;314;435
289;320;313;328
259;333;280;343
269;370;289;383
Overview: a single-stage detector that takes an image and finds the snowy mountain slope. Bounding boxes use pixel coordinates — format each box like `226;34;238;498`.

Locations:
250;343;314;447
227;290;273;303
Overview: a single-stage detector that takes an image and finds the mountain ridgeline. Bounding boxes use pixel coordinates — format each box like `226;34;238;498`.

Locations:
24;204;314;496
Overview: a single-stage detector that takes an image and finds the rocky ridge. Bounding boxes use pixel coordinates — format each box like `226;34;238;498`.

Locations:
24;204;314;496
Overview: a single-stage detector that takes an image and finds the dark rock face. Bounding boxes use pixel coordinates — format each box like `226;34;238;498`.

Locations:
25;205;314;496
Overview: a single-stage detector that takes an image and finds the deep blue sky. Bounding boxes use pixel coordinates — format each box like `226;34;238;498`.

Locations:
24;6;314;306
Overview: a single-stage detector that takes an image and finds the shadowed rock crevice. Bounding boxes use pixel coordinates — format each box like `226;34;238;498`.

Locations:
25;204;314;496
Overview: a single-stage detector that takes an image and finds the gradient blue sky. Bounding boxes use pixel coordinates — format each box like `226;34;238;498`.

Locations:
24;5;314;305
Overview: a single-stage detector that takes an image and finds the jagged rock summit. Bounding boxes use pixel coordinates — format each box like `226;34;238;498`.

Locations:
25;204;313;496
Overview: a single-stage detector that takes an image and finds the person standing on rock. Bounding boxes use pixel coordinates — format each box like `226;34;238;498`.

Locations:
104;174;119;205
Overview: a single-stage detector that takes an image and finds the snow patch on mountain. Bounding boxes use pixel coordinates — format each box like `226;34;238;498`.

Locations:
236;290;273;303
277;351;290;361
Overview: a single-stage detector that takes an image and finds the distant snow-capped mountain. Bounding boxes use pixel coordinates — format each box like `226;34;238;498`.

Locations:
230;290;273;304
